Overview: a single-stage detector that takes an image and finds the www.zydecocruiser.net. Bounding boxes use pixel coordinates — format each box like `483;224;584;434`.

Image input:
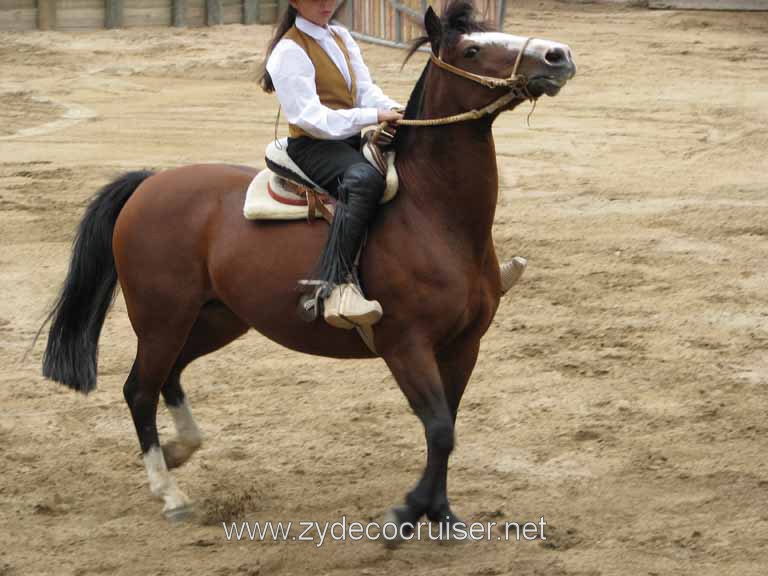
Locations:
222;515;547;546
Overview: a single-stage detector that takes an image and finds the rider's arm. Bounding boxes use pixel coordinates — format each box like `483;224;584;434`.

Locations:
266;39;379;140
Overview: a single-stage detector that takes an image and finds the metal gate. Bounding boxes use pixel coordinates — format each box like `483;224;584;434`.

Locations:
337;0;507;49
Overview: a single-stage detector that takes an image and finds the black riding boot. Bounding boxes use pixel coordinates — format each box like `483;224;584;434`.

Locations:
314;163;385;327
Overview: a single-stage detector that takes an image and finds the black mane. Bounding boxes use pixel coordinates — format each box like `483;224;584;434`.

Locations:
394;1;493;151
440;0;494;44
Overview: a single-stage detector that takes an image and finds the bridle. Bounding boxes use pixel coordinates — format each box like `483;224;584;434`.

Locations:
391;36;534;128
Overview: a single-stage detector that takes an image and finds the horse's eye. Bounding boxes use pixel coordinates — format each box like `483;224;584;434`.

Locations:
464;46;480;58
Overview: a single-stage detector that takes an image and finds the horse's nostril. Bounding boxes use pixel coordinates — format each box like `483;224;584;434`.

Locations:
545;47;567;66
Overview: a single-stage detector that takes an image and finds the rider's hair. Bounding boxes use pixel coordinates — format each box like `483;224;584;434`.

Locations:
259;5;298;93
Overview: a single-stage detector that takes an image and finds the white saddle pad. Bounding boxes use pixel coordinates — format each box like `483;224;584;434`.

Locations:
244;137;398;222
243;170;331;221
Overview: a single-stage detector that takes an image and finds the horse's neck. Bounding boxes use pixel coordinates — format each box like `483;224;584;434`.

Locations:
397;121;499;257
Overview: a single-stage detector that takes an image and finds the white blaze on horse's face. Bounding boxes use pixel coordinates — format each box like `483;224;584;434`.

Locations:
463;32;576;97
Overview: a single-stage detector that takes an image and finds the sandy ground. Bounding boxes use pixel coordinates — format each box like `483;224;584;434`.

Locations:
1;2;767;575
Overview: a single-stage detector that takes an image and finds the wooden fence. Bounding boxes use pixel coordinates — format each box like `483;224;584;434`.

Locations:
2;0;767;31
0;0;507;33
0;0;283;30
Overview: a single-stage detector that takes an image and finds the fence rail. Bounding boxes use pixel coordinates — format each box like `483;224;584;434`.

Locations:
338;1;507;49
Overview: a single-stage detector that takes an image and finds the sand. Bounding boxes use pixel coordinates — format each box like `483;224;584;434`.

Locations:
1;2;767;574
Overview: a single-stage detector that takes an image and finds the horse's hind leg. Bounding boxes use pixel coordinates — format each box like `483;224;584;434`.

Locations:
160;302;249;469
160;371;203;470
123;306;198;520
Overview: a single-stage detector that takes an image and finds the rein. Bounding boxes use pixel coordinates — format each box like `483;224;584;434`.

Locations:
392;37;534;128
274;37;536;142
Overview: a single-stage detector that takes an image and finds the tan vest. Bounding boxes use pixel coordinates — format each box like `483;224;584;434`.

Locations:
283;26;357;139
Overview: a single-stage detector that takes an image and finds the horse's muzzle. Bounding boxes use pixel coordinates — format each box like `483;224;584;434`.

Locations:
529;47;576;98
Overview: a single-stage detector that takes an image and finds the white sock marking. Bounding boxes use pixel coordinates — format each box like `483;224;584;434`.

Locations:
168;399;203;448
143;445;190;513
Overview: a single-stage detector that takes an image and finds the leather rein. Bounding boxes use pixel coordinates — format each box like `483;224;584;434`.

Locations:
392;37;534;128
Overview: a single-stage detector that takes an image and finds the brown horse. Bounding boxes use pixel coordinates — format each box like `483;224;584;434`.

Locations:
41;2;575;534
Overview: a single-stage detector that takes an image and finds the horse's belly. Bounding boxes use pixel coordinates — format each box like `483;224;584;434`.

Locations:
207;196;376;358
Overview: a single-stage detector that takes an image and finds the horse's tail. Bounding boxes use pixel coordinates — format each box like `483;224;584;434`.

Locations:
40;170;154;394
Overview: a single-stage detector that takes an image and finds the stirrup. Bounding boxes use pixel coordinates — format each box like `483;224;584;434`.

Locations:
296;280;327;323
323;283;382;330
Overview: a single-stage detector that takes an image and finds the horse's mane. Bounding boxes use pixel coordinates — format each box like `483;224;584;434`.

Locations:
394;1;493;151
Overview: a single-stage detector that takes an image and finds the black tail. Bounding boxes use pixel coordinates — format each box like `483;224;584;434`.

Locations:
40;171;154;394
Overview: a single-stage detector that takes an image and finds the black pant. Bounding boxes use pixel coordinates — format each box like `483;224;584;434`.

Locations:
286;135;366;198
286;135;385;291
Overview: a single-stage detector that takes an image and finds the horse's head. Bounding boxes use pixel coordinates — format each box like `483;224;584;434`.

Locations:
407;1;576;122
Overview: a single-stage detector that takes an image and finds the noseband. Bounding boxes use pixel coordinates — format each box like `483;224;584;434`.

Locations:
393;37;534;128
430;36;532;91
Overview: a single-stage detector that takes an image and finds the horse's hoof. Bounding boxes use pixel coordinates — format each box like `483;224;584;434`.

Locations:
164;505;192;523
428;508;464;526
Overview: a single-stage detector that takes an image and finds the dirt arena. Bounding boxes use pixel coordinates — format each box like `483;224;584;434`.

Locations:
1;2;767;574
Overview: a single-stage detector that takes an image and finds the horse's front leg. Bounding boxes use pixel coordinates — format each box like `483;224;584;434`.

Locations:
429;333;482;524
381;338;458;537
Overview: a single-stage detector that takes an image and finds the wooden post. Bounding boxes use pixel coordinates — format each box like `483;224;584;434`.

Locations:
258;0;278;23
37;0;57;30
206;0;222;25
395;5;403;44
172;0;186;27
243;0;259;24
343;0;355;29
105;0;124;28
277;0;289;19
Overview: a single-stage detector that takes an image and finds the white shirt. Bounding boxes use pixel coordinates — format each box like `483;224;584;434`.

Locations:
266;16;402;140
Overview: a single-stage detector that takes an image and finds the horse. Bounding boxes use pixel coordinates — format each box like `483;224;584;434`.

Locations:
40;1;575;533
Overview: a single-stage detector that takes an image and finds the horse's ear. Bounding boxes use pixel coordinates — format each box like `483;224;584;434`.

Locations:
424;5;442;55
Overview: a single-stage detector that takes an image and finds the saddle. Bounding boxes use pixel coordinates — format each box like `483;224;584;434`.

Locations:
243;134;398;223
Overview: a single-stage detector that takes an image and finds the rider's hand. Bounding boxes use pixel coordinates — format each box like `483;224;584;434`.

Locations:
378;109;403;124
